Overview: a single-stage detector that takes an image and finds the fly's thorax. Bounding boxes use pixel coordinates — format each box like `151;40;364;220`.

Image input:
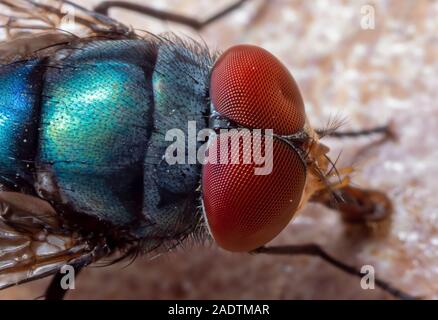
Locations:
135;35;215;239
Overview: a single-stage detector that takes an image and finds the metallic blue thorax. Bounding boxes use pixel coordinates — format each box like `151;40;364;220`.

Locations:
0;38;213;241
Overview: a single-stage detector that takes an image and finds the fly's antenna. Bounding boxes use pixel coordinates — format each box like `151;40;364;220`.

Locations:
309;161;345;207
324;151;343;184
253;244;419;300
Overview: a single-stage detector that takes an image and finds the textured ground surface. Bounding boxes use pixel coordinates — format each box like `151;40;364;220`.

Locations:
0;0;437;299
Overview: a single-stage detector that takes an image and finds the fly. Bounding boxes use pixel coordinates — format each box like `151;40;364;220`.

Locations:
0;0;415;300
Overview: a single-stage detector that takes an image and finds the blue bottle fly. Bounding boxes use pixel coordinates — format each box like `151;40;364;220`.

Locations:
0;0;411;300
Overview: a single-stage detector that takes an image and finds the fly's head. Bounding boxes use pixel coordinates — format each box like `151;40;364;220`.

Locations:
202;45;347;252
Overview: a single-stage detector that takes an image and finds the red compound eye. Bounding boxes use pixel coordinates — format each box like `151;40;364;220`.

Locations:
202;131;306;252
210;45;305;135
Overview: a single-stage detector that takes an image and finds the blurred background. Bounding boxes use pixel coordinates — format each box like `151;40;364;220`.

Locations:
0;0;437;299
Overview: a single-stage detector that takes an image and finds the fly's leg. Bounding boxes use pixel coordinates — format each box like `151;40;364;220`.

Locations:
94;0;250;30
322;125;393;138
45;264;83;300
253;244;418;300
311;185;392;223
317;123;396;140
